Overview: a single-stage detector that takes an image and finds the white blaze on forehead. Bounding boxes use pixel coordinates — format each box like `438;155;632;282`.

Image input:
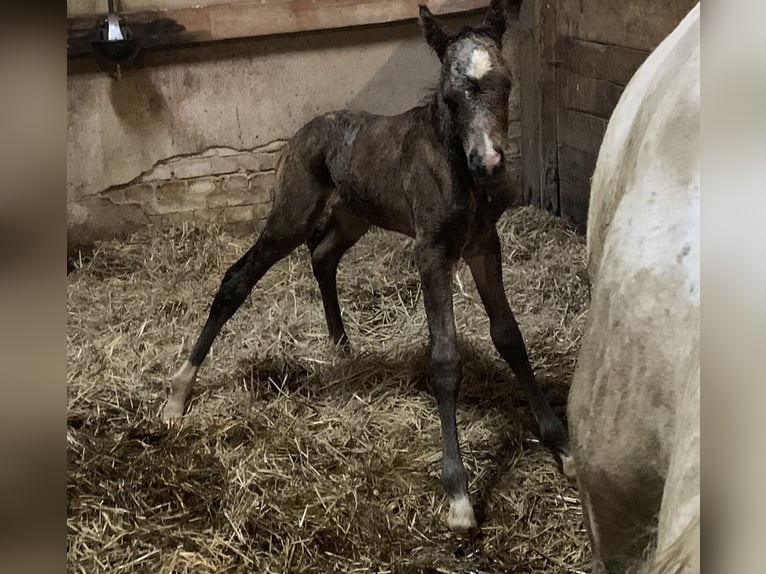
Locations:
467;48;492;79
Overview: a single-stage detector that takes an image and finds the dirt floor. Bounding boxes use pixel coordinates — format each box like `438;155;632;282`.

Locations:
67;206;591;573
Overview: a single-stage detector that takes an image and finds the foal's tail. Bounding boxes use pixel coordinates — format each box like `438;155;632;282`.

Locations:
639;514;700;574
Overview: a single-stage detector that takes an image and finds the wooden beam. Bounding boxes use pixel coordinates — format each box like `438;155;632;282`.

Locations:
558;37;648;87
558;70;624;120
538;0;558;214
68;0;489;58
558;144;597;230
519;0;541;208
557;108;607;156
519;0;559;214
556;0;698;52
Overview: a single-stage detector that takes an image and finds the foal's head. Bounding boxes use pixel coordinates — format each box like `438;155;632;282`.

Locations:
419;1;512;177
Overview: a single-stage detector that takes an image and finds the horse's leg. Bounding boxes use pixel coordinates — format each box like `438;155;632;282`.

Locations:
574;461;660;571
578;485;608;574
307;207;369;349
416;240;476;533
464;228;574;477
163;157;331;422
568;314;667;571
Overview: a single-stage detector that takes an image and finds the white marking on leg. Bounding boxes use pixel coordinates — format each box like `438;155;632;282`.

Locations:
560;452;576;480
467;48;492;79
447;495;477;533
162;359;198;423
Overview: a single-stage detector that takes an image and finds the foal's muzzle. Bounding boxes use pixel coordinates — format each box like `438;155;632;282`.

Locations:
468;145;504;176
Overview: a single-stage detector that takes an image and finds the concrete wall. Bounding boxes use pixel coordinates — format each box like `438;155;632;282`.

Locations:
67;12;521;246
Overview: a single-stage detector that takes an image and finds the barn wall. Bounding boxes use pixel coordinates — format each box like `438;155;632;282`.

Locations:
67;8;523;248
520;0;698;230
66;0;490;47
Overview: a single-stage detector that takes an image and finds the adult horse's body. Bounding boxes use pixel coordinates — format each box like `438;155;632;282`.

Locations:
568;3;700;572
164;1;571;533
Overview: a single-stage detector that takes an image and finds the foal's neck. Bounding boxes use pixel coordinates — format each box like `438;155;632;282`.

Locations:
429;91;474;191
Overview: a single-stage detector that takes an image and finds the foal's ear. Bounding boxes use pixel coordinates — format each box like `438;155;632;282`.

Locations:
483;0;508;43
419;5;450;60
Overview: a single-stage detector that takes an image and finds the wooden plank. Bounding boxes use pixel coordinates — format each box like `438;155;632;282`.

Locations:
559;70;624;119
519;0;559;213
519;0;542;208
68;0;488;57
68;12;197;56
558;145;597;188
558;178;590;231
206;0;488;41
67;1;235;18
556;0;698;52
557;145;597;230
558;36;648;86
539;0;559;214
557;108;606;156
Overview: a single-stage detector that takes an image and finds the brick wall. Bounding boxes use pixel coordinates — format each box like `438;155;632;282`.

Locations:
68;141;285;246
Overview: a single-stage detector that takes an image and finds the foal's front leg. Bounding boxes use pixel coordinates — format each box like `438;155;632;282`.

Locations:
415;241;476;533
465;228;574;477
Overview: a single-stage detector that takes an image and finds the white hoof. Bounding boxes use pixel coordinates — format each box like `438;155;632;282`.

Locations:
162;398;186;424
447;496;477;534
162;360;197;424
560;452;576;480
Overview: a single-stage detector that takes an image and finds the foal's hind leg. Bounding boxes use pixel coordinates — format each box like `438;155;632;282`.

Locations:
464;228;574;477
163;159;331;422
307;207;369;349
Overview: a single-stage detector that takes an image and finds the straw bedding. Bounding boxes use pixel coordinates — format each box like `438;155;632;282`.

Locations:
67;206;590;573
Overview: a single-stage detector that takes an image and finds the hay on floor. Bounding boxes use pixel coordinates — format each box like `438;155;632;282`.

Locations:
67;206;590;573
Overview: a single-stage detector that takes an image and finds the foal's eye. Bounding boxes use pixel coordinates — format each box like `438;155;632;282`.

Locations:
464;83;479;98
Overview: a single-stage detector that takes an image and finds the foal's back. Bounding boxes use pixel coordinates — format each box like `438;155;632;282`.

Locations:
279;103;452;239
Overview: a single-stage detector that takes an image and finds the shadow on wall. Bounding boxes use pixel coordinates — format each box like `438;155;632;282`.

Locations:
109;71;169;131
107;65;210;152
346;12;484;114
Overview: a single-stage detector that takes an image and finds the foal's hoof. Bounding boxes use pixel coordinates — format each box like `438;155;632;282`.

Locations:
333;336;352;355
541;419;576;480
163;361;196;424
558;449;576;480
162;397;186;424
447;496;478;534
